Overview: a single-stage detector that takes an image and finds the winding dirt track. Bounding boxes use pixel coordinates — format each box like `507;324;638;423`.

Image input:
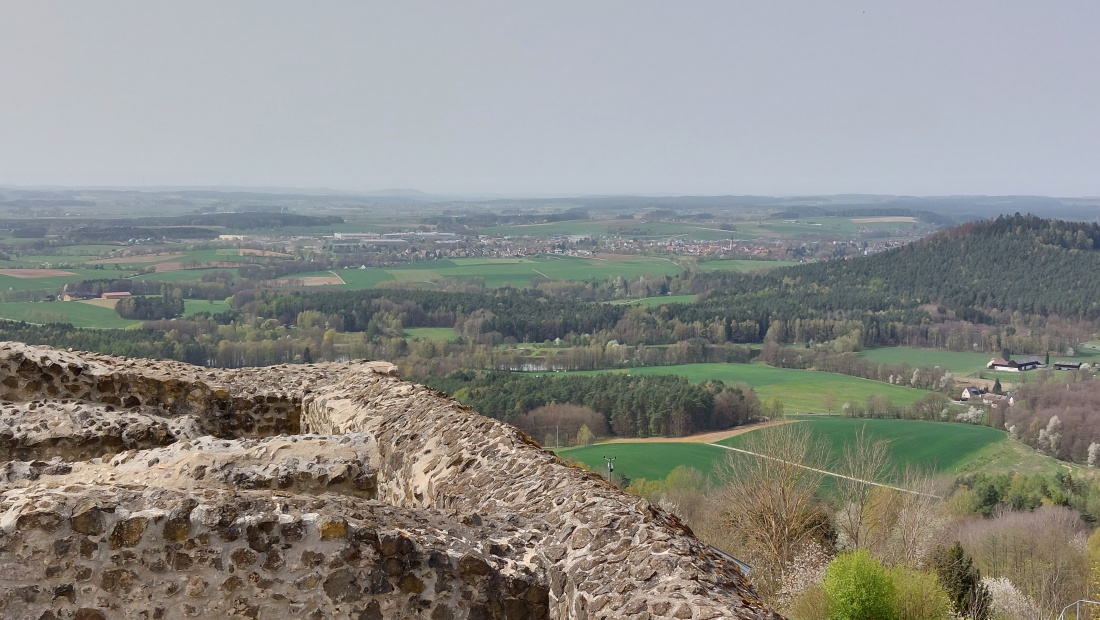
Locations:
600;419;796;444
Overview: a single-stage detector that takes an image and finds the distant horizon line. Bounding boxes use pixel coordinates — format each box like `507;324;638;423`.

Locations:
1;183;1098;202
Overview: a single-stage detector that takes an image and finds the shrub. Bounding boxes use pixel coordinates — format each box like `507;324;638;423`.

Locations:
890;566;954;620
787;583;830;620
822;549;897;620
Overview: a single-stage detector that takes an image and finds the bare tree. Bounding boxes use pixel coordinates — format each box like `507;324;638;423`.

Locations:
882;467;949;568
835;426;894;551
712;423;830;598
956;505;1090;618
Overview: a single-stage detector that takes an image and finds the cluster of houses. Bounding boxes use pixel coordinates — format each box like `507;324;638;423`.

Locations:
960;386;1014;408
960;355;1092;408
985;356;1044;372
59;291;132;302
985;356;1086;372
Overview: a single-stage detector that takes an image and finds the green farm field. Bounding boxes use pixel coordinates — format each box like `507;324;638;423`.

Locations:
562;363;931;414
557;442;731;483
316;256;685;290
607;222;755;241
183;299;230;316
2;245;120;260
858;347;1000;375
404;327;458;342
0;269;115;293
335;269;397;288
456;255;681;286
740;218;858;237
0;300;140;328
477;220;620;237
558;417;1065;487
719;417;1006;476
133;268;245;283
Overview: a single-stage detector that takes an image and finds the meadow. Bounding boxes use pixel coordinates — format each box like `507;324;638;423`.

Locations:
404;327;458;342
564;363;931;414
0;300;140;329
183;299;230;316
332;269;396;288
315;255;687;290
858;347;1000;376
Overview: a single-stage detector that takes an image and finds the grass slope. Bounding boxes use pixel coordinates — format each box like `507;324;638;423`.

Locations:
558;417;1051;487
719;417;1006;476
558;416;1083;490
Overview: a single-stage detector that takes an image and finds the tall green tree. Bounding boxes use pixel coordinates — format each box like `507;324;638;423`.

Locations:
932;542;990;620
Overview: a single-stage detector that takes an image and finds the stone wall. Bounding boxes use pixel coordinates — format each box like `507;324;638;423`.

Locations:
1;486;547;619
0;343;781;620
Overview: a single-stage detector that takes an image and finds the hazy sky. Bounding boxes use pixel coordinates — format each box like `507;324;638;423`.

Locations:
2;1;1098;196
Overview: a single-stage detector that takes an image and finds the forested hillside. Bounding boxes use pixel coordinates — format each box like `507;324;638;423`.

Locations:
684;214;1100;323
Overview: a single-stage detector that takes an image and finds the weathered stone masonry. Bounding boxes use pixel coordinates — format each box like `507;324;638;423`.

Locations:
0;342;781;620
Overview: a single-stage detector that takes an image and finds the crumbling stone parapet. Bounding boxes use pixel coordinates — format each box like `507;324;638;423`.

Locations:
0;342;780;619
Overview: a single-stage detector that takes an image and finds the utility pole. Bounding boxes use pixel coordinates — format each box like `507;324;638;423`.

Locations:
602;456;616;482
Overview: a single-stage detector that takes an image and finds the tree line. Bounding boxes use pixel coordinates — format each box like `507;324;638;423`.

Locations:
1004;377;1100;464
423;371;761;439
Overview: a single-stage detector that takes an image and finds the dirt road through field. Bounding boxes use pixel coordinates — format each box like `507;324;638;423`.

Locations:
600;419;796;444
708;443;942;498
